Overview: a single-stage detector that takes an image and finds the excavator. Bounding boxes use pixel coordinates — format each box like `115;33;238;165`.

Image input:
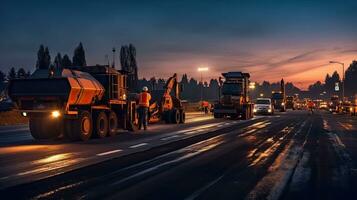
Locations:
148;73;185;124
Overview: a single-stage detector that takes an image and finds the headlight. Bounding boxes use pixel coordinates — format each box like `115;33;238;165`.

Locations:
253;109;257;113
21;112;27;117
51;110;61;118
268;109;272;113
281;102;285;106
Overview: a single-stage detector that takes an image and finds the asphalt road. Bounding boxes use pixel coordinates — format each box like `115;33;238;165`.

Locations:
1;110;357;200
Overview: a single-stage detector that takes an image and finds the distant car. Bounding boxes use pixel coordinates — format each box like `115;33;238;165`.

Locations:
254;98;274;115
319;101;328;110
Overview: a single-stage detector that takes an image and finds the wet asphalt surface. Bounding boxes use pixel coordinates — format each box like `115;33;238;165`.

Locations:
1;110;357;200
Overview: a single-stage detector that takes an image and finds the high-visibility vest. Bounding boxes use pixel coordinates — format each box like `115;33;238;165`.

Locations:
138;92;151;107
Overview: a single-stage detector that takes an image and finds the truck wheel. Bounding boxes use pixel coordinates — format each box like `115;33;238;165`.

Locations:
93;111;108;138
179;110;186;123
29;117;61;139
171;109;180;124
65;111;92;141
108;111;118;136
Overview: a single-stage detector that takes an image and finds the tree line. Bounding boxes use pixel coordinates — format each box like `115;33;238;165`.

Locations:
307;60;357;99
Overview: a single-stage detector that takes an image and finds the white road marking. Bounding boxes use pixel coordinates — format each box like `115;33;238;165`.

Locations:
160;135;180;141
334;134;345;148
129;143;148;149
96;149;122;156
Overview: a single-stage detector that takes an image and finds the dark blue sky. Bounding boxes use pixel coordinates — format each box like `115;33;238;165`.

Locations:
1;0;357;88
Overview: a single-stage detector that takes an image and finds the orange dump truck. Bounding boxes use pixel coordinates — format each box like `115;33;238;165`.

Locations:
8;65;137;141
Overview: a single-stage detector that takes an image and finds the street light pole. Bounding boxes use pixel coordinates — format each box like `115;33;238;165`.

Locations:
329;61;345;102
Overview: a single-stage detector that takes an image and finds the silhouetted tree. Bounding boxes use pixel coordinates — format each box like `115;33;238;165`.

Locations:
7;67;16;80
62;54;72;67
120;44;138;91
54;53;63;69
0;70;5;82
72;42;86;66
345;60;357;97
26;70;31;77
16;68;26;78
36;45;51;69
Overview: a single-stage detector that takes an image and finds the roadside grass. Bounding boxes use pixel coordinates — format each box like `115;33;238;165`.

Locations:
0;111;28;126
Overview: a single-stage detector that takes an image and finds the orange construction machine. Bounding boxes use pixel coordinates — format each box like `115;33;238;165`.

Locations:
213;72;254;119
149;73;185;124
8;65;137;141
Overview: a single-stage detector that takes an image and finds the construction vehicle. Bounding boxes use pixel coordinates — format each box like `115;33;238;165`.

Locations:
213;72;254;119
149;73;185;124
329;95;340;113
8;65;137;141
271;79;286;112
286;96;296;110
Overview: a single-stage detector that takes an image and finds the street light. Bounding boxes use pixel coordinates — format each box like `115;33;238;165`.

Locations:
329;61;345;102
197;67;209;102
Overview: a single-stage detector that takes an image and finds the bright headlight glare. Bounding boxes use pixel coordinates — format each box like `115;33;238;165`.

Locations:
21;112;27;117
253;109;257;113
51;111;61;118
281;102;285;106
268;109;272;113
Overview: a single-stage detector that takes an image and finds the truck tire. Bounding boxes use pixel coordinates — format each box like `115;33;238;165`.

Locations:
179;110;186;123
93;111;108;138
65;111;92;141
108;111;118;136
29;117;61;139
171;109;180;124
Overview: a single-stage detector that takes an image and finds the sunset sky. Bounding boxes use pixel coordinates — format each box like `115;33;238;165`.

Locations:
1;0;356;89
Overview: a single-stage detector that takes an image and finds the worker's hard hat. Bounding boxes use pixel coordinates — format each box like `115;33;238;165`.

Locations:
142;86;149;92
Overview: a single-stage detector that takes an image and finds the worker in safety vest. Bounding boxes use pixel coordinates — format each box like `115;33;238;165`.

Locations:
137;86;151;130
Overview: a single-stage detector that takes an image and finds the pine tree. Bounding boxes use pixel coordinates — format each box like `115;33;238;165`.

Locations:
25;70;31;78
62;54;72;67
72;42;86;66
17;68;26;78
0;70;5;82
120;45;130;71
7;67;16;80
43;47;51;69
36;45;45;69
54;53;63;69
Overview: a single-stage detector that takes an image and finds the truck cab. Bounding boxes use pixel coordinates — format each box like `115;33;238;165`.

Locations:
286;96;296;110
272;92;286;112
213;72;254;120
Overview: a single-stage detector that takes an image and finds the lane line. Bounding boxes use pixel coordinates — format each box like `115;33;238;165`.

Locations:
129;143;148;149
96;149;122;156
160;135;180;141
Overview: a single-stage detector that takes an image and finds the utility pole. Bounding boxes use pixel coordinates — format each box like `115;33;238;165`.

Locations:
112;47;116;68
